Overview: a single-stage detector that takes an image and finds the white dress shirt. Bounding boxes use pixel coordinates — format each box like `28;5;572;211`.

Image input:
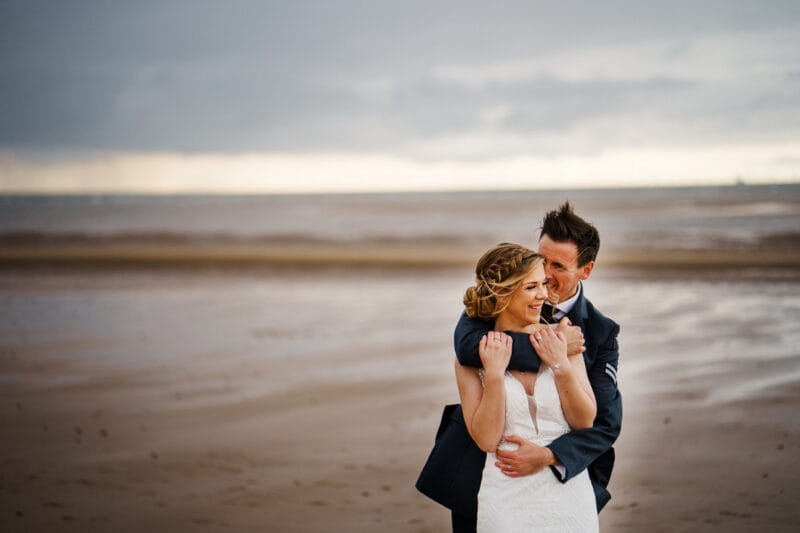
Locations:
551;281;582;321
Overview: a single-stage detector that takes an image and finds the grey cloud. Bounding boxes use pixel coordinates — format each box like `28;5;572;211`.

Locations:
1;1;800;156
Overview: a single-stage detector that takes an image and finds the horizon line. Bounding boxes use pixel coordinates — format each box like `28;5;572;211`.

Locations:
0;179;798;197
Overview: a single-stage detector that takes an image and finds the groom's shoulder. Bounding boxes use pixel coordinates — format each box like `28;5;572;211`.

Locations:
582;296;619;334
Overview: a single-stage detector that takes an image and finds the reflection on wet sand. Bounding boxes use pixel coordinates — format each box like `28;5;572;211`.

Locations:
1;264;798;531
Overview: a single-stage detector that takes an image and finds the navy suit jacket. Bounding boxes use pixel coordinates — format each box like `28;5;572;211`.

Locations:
418;289;621;519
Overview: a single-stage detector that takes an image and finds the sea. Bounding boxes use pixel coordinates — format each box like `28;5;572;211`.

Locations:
1;184;798;254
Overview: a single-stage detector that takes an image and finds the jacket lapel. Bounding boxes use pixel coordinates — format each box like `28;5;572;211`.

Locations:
566;289;588;329
566;291;592;365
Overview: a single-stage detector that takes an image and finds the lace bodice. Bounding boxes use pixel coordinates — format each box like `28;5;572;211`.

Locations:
479;366;571;447
476;366;598;532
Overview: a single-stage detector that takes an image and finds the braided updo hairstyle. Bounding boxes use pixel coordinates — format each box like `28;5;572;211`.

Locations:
464;243;545;320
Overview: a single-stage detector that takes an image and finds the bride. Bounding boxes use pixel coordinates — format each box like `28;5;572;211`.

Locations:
455;243;599;532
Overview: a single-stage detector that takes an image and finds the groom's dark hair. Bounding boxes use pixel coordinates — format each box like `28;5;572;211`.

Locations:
539;202;600;267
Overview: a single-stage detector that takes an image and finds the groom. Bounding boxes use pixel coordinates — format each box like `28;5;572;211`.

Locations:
450;202;621;531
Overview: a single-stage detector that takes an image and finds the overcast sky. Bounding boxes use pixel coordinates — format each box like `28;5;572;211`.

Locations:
1;1;799;192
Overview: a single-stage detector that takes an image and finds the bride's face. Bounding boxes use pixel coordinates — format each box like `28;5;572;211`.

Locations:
498;264;548;328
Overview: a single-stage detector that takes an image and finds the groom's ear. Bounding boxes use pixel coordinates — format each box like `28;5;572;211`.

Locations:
578;261;595;280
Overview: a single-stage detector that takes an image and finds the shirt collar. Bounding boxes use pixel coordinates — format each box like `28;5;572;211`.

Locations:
552;281;582;319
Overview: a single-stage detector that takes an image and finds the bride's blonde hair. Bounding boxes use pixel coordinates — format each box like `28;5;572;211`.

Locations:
464;243;545;320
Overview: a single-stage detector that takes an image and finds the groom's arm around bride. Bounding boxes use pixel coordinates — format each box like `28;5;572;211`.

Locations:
455;303;621;510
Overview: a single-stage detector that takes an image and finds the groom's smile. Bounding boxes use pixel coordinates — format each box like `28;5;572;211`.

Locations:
537;234;594;303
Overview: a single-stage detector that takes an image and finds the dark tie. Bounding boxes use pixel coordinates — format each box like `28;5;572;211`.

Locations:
541;303;557;324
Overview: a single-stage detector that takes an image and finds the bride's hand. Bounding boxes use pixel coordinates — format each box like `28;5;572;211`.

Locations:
479;331;512;378
529;327;568;371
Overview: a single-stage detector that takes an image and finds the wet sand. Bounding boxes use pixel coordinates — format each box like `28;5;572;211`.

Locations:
1;265;799;532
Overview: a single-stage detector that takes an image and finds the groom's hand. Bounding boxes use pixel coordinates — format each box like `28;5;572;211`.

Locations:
556;318;585;356
494;435;559;477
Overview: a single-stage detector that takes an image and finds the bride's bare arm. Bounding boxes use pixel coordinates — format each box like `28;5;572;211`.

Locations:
530;327;597;429
455;332;511;453
556;354;597;429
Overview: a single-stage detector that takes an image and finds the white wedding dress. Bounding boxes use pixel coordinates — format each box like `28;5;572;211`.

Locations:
476;366;599;532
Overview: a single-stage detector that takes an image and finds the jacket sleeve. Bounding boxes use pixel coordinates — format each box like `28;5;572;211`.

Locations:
547;323;621;482
453;311;542;373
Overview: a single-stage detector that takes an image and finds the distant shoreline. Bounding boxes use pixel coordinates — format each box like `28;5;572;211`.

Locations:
2;242;798;268
1;181;797;198
2;183;797;269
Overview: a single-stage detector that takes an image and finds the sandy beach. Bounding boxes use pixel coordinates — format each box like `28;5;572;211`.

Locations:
1;262;798;532
2;185;799;531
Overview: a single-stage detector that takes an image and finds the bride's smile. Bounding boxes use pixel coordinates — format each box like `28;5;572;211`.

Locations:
496;266;549;333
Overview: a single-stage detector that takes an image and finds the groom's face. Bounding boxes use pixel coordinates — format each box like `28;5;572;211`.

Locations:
537;234;594;303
